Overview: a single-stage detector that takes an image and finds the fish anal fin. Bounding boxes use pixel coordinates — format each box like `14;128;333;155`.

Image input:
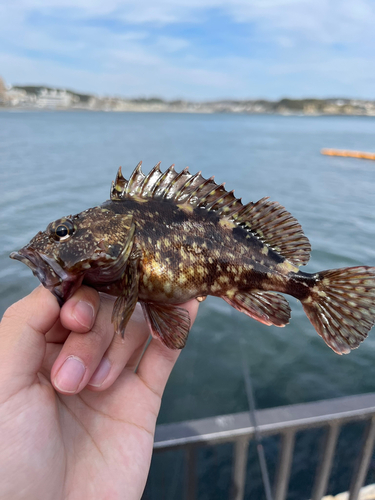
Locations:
234;197;311;267
141;302;191;349
222;290;291;327
112;257;139;337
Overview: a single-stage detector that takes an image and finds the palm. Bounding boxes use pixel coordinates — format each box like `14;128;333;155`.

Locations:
9;364;158;500
60;370;157;499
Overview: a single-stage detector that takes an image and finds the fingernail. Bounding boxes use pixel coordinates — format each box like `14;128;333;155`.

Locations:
73;300;95;329
54;356;86;393
88;358;111;387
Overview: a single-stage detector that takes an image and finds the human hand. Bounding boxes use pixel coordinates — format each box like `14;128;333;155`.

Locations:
0;286;199;500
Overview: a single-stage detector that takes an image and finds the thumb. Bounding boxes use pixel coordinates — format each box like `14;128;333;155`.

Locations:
0;286;60;401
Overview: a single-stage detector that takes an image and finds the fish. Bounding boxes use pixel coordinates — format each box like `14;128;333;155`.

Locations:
10;161;375;355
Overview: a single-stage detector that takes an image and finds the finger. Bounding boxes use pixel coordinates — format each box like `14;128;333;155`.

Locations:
51;293;115;395
43;342;64;375
46;286;100;344
135;299;199;398
59;285;100;334
126;336;150;372
45;318;70;344
87;303;150;390
0;286;60;400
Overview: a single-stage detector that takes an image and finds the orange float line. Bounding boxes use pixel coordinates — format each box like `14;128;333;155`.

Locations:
321;148;375;160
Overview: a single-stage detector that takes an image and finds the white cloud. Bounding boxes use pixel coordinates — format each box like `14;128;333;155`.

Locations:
1;0;375;99
155;36;190;53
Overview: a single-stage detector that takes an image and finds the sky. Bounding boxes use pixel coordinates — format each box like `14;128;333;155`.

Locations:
1;0;375;101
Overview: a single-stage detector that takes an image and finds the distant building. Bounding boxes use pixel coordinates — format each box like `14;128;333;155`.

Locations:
0;77;6;104
5;87;36;107
36;88;73;108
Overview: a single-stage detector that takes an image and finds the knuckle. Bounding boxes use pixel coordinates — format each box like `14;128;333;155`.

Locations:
89;315;115;345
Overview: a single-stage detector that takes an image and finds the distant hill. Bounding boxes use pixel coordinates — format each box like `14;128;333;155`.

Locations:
13;85;92;103
1;80;374;115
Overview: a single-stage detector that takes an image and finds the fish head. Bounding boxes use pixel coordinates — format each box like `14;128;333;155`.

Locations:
10;207;135;305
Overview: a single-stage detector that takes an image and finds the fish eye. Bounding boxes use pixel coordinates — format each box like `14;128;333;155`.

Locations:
54;220;75;241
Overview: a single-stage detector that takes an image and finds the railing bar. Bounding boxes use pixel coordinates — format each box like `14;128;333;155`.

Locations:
273;430;296;500
154;393;375;451
186;447;197;500
311;423;340;500
166;448;185;500
231;438;250;500
348;416;375;500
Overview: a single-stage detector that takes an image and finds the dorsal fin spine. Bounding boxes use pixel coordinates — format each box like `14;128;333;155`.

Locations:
162;166;189;199
174;171;200;200
151;167;169;195
185;175;212;202
114;167;126;191
125;161;143;196
216;191;238;215
110;180;117;199
206;189;232;212
141;163;162;196
204;184;226;210
187;176;216;205
152;165;176;198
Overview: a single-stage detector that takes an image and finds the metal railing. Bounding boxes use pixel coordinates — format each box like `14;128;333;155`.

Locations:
153;392;375;500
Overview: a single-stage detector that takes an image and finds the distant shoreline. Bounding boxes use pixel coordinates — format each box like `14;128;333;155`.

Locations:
1;83;375;116
1;107;375;117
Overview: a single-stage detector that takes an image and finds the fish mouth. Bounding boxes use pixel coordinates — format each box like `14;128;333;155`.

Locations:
10;248;83;306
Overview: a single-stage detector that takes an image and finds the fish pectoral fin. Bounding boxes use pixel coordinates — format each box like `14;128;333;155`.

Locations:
141;302;191;349
222;290;291;327
112;257;139;337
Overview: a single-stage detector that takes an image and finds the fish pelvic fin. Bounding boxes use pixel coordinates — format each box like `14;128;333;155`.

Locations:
301;266;375;354
222;290;291;327
141;302;191;349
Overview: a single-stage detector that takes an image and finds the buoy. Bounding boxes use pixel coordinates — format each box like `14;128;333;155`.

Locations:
321;149;375;160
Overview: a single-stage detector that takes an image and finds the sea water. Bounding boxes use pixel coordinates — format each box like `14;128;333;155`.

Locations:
1;111;375;498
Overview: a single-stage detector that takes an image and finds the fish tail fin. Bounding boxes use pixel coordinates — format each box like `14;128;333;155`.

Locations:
301;266;375;354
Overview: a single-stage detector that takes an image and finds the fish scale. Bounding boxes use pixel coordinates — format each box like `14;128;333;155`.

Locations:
10;162;375;355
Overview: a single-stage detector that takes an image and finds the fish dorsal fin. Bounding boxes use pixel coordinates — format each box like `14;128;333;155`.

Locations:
110;162;241;215
233;197;311;266
111;163;311;266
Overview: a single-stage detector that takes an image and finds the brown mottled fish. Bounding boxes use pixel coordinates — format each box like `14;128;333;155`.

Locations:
10;162;375;354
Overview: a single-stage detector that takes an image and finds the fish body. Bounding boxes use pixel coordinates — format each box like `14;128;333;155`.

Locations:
11;162;375;354
102;197;300;304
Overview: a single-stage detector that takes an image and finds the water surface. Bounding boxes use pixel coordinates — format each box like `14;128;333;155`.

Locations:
1;111;375;497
